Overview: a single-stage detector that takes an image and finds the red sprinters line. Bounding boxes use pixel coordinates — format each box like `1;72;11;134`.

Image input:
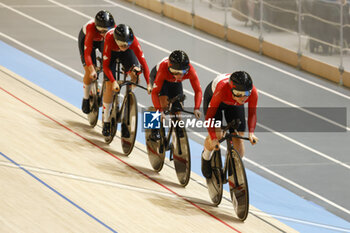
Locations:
0;86;241;233
173;153;188;164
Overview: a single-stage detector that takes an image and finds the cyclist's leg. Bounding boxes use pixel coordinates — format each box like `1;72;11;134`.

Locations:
79;29;93;113
202;82;223;152
102;80;113;136
202;82;223;178
102;52;117;136
119;49;140;85
168;81;183;114
149;66;169;110
150;68;169;110
149;79;170;140
224;105;246;157
168;81;184;136
158;83;169;112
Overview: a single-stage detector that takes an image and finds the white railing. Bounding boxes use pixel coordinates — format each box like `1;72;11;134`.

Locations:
156;0;350;83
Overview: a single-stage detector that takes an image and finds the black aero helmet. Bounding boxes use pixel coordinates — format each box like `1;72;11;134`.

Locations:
95;10;115;29
229;71;253;91
113;24;134;45
168;50;190;72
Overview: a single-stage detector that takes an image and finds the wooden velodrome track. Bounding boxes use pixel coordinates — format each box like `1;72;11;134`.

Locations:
0;66;299;233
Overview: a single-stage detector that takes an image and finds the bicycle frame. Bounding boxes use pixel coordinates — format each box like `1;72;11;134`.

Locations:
221;133;242;186
114;61;147;123
158;114;180;155
87;55;104;127
117;59;128;123
107;59;133;124
93;52;103;95
160;98;194;156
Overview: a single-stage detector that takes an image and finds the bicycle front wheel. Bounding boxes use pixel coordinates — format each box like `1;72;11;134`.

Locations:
120;92;138;156
206;151;223;206
227;149;249;221
145;107;165;172
172;127;191;187
104;94;119;144
87;81;99;128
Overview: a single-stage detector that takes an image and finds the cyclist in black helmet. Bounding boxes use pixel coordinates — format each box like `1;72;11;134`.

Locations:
201;71;259;179
78;10;115;114
102;24;152;137
151;50;202;117
149;50;202;139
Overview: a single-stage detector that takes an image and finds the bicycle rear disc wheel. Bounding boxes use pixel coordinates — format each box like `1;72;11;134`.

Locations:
206;151;223;206
120;92;138;156
145;127;165;172
87;82;99;128
228;149;249;221
172;128;191;187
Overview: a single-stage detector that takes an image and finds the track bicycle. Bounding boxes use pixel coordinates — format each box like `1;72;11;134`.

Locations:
206;119;251;221
145;94;194;187
103;59;147;156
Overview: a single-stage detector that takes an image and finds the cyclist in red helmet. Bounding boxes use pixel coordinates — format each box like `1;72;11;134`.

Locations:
102;24;152;137
201;71;259;178
79;10;115;114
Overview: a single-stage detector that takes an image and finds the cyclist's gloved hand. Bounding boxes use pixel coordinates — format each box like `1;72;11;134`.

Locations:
112;81;120;92
147;83;152;95
249;132;258;145
194;109;201;119
211;138;220;151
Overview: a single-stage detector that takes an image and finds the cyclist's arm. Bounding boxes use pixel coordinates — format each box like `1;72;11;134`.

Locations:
84;24;95;68
102;33;116;82
130;37;150;84
247;86;258;133
151;72;165;111
205;91;222;140
188;68;203;110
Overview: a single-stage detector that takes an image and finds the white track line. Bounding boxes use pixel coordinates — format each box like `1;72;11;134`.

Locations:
1;31;350;218
187;129;350;216
2;4;115;8
0;161;174;197
4;0;349;132
1;3;350;216
2;0;350;171
249;210;350;233
1;160;349;232
0;2;76;41
0;33;82;77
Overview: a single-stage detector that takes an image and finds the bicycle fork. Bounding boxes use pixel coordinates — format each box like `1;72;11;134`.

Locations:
226;140;239;188
123;87;131;125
